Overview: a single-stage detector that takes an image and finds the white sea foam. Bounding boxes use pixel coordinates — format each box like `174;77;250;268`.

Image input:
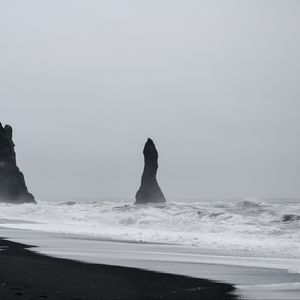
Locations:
0;198;299;261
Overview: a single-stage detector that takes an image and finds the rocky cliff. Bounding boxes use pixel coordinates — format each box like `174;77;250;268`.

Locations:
0;123;35;203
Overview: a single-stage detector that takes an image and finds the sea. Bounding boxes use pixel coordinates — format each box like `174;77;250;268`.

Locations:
1;198;300;299
0;197;299;263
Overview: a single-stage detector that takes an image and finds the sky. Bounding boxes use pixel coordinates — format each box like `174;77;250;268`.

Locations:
1;1;300;200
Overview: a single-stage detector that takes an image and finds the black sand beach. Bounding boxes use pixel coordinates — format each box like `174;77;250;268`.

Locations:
0;238;237;300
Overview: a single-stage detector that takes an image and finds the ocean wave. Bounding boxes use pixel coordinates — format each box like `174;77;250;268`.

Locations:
0;199;299;258
233;198;266;209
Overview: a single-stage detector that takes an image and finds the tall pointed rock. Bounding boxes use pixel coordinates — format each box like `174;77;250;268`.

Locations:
135;138;166;204
0;123;35;203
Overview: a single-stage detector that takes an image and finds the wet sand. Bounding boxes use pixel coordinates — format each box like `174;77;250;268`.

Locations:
0;237;236;300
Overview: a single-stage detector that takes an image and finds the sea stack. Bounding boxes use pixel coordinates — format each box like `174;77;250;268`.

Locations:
135;138;166;204
0;123;35;203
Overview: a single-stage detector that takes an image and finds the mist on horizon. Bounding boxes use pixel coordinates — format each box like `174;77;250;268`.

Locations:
1;1;300;200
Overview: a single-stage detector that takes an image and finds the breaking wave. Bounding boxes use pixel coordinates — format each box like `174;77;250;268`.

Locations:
0;198;299;258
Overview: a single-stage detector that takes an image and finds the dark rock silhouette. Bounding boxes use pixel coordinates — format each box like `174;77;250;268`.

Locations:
281;214;300;223
0;123;35;203
135;138;166;204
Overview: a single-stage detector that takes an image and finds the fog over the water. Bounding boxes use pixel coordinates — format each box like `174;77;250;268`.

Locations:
1;1;300;199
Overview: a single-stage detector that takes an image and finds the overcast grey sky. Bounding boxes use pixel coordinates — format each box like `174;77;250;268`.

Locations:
1;1;300;200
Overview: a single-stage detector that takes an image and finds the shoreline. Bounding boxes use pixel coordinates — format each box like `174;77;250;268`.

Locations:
1;225;300;299
0;237;237;300
1;227;300;299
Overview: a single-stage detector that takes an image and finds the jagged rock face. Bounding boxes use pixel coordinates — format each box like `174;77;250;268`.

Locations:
0;123;35;203
135;138;166;204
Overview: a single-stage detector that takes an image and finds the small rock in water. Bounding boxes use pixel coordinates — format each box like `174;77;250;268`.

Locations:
281;214;300;222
